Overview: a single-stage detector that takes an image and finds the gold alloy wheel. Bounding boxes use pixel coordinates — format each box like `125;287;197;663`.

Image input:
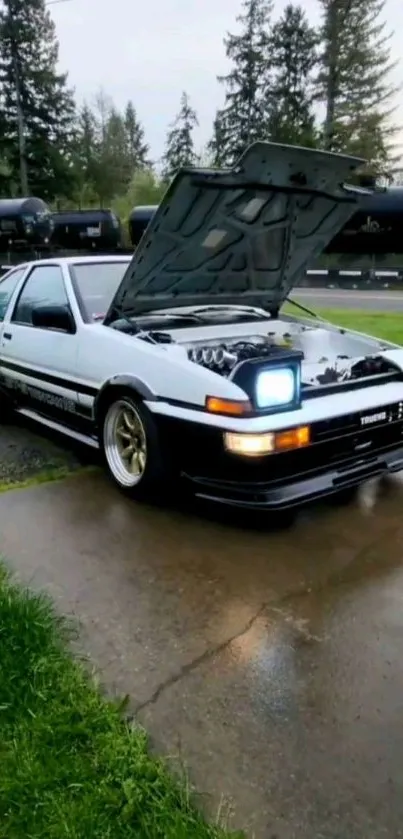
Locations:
103;399;148;487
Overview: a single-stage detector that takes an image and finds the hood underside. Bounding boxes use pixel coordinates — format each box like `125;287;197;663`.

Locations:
105;141;371;322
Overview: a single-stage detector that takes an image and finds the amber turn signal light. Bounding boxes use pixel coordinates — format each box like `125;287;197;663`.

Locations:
205;396;252;416
275;425;310;451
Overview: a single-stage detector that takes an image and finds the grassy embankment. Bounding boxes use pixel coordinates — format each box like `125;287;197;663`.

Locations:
0;561;242;839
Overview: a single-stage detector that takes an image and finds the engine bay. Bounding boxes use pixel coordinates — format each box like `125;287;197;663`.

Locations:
121;305;400;390
179;321;398;388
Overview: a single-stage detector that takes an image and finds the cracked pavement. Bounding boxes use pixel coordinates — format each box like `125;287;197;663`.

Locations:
1;470;403;837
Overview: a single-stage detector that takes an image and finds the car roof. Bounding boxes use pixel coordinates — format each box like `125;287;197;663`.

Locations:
4;254;132;271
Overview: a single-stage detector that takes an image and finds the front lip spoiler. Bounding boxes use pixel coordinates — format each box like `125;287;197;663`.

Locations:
184;447;403;510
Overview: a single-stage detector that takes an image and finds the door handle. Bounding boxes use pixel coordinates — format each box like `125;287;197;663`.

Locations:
3;332;12;340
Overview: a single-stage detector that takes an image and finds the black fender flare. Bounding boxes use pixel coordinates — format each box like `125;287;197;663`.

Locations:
94;375;157;423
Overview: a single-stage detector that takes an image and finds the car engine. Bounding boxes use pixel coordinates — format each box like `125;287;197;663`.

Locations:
186;333;288;375
184;331;398;388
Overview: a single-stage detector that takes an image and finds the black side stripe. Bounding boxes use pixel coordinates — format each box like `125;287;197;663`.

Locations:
0;358;99;398
0;359;205;413
0;359;247;418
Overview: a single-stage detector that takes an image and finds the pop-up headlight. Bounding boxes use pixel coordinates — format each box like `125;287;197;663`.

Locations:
230;348;303;414
256;367;296;409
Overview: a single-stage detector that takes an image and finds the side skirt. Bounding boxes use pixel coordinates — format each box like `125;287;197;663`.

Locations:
15;406;100;450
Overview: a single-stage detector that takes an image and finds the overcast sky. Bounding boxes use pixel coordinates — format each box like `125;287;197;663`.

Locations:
52;0;403;165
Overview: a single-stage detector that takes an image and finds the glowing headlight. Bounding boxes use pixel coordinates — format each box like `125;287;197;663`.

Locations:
224;432;275;456
255;367;296;409
224;425;310;457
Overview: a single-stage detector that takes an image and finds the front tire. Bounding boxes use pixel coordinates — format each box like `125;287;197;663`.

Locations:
100;394;169;500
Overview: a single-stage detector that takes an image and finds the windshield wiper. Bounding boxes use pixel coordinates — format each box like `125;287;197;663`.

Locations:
113;310;209;328
109;308;143;333
141;311;208;323
189;305;267;320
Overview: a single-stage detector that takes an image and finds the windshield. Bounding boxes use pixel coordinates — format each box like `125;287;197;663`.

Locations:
69;261;130;321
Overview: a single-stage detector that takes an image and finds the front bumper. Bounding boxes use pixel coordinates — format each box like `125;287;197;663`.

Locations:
154;396;403;511
185;446;403;510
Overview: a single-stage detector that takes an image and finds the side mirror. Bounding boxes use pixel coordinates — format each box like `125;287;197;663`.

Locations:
31;304;76;333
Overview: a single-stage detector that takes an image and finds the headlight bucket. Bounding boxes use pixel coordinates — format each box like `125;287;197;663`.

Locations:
229;347;303;414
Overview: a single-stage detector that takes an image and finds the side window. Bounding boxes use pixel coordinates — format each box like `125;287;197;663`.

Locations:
12;265;69;327
0;268;26;322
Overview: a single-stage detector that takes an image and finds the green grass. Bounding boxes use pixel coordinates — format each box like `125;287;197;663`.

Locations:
0;465;96;494
0;564;243;839
285;304;403;345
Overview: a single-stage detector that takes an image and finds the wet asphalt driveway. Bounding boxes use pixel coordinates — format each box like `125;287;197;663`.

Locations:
0;458;403;838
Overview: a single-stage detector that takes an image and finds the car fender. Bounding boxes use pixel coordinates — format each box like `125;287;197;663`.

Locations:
86;326;250;409
94;374;157;422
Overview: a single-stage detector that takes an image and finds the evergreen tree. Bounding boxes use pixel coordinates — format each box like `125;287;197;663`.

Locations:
78;92;125;205
0;0;77;199
72;95;152;206
162;91;198;181
71;104;99;205
101;108;129;198
124;101;149;170
93;88;113;145
268;3;318;146
207;110;230;167
92;98;129;205
217;0;273;165
317;0;399;170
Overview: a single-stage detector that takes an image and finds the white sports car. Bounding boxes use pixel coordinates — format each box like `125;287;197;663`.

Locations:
1;141;403;511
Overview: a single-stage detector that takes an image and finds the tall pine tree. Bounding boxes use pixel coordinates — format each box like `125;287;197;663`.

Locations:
73;96;152;207
71;104;99;206
317;0;399;171
0;0;77;199
162;92;198;181
99;107;130;201
216;0;273;165
207;111;229;167
268;4;318;147
89;93;130;205
124;101;149;171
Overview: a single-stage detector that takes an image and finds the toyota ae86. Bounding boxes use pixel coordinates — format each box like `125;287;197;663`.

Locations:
0;140;402;513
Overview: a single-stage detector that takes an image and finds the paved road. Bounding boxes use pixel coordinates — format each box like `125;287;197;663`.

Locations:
294;287;403;312
2;469;403;838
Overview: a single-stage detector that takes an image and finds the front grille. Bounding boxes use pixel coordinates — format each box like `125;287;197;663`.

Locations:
313;401;403;441
255;401;403;485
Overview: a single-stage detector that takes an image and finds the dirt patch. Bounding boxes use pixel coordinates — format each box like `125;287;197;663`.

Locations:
0;420;89;484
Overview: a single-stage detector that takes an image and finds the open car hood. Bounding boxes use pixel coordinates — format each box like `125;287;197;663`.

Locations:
105;141;370;322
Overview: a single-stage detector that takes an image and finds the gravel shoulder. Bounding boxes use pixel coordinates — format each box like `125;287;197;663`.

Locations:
0;419;90;484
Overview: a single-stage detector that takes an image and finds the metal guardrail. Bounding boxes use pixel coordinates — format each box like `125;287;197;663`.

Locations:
303;268;403;291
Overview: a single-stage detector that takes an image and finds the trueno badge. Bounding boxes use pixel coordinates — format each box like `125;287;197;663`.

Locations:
360;411;387;426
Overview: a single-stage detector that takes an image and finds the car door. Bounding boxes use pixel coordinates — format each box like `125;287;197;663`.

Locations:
0;266;27;333
0;263;80;421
